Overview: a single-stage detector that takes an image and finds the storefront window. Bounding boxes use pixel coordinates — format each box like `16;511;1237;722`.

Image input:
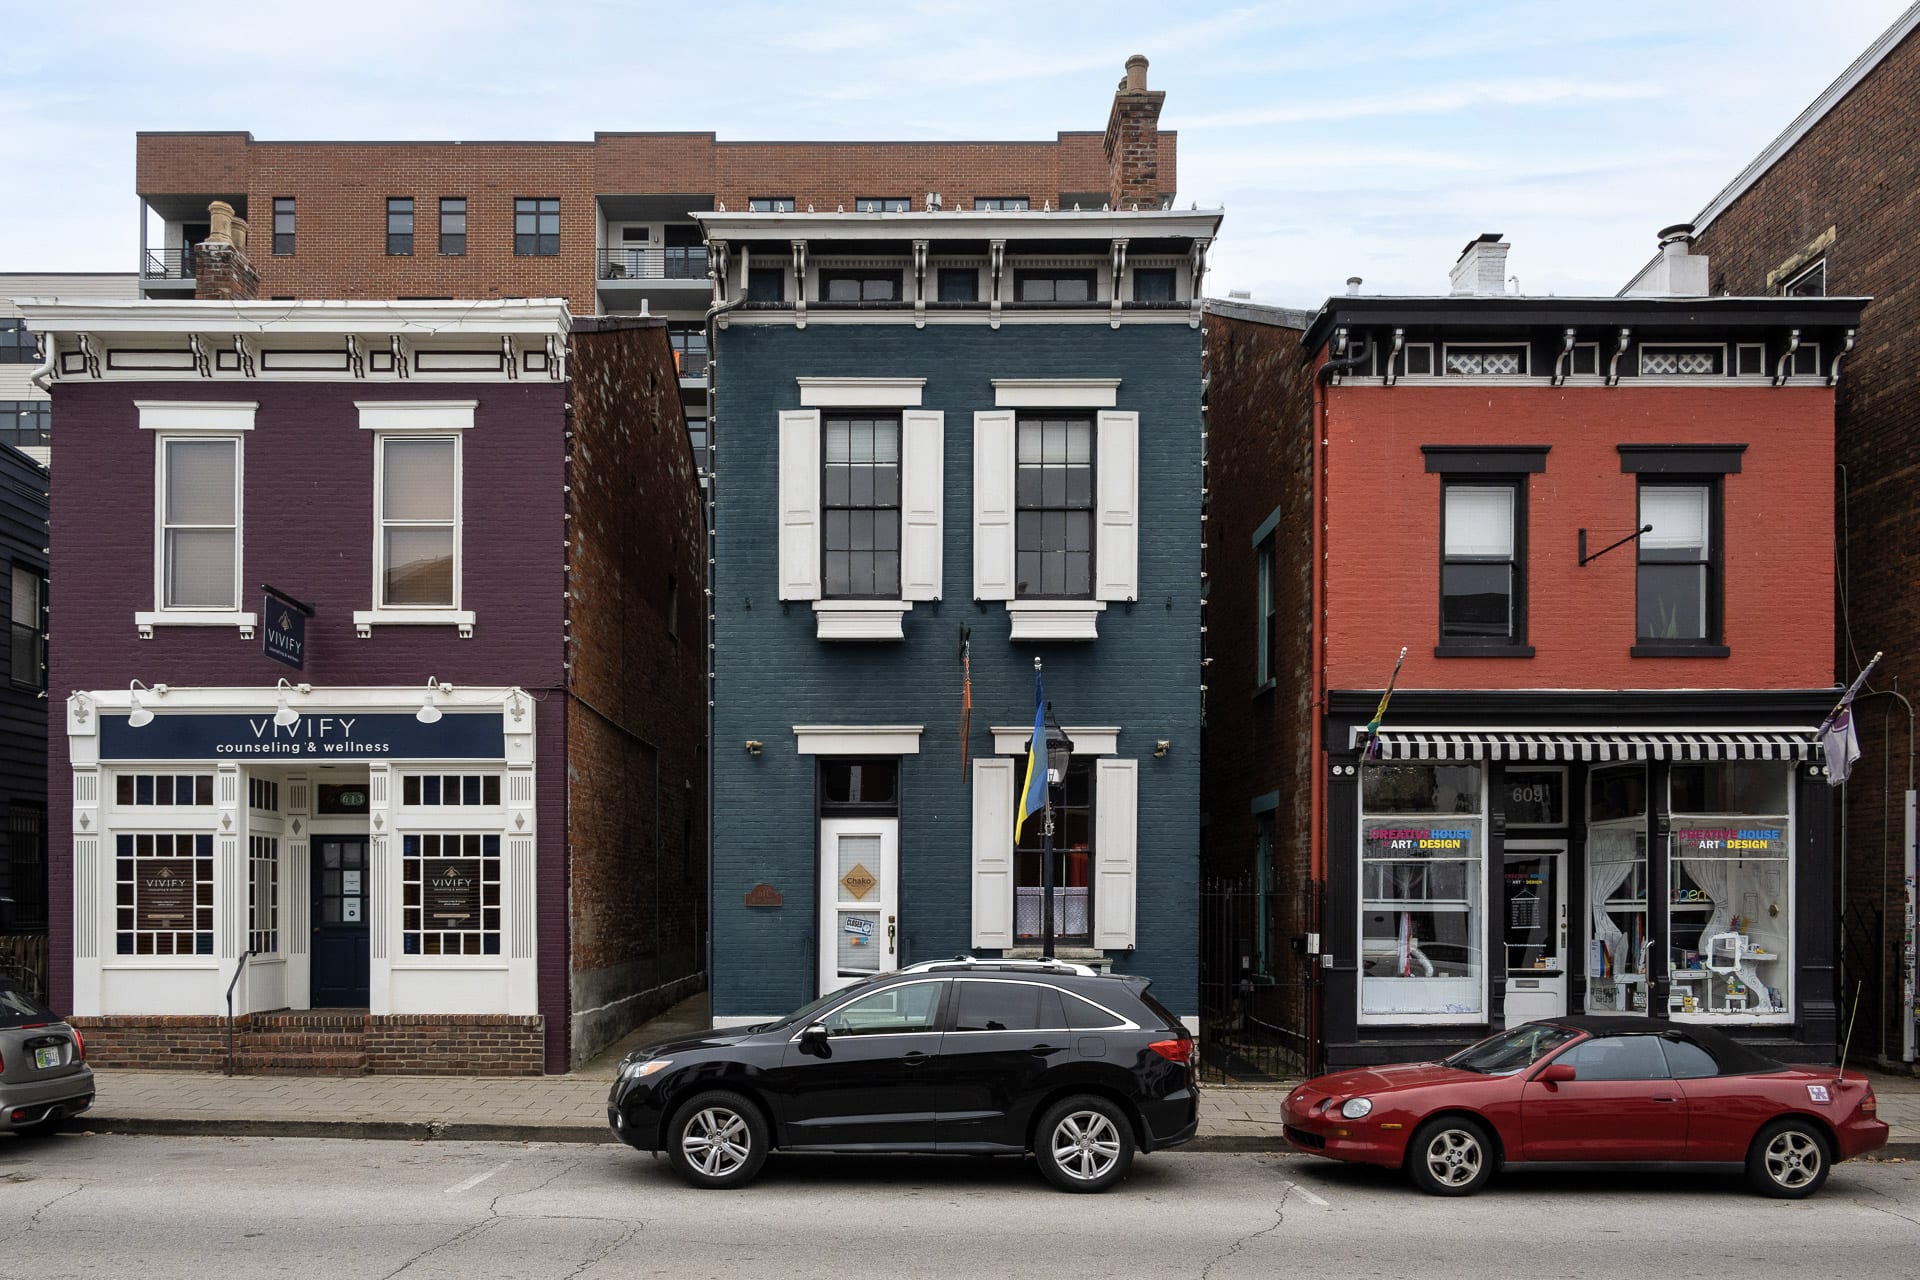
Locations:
402;833;501;956
1668;763;1791;1020
249;834;279;954
115;832;214;956
1359;763;1485;1021
1586;765;1649;1014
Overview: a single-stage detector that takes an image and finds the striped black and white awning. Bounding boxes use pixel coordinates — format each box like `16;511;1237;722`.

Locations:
1356;728;1819;763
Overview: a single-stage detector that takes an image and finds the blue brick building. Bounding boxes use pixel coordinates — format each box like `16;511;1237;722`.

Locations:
698;208;1222;1030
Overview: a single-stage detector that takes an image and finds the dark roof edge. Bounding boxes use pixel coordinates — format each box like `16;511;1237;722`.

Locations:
1300;295;1870;353
1204;297;1313;330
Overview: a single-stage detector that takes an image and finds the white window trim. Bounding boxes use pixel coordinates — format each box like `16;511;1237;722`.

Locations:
141;426;254;639
1007;599;1107;641
811;599;909;641
989;725;1120;756
358;426;473;638
354;400;479;433
992;378;1120;408
792;725;924;755
1637;342;1729;379
796;378;924;408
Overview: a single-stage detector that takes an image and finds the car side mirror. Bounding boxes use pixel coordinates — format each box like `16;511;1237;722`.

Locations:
800;1022;830;1051
1539;1062;1577;1085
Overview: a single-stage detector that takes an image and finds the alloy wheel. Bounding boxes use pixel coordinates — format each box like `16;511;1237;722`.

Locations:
682;1106;752;1178
1051;1110;1123;1182
1764;1129;1823;1190
1423;1127;1483;1188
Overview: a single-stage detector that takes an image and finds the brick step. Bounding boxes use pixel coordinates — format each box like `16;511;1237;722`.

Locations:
237;1032;367;1052
230;1052;369;1075
247;1012;371;1031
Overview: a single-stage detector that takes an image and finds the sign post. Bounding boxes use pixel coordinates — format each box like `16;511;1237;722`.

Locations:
261;583;315;671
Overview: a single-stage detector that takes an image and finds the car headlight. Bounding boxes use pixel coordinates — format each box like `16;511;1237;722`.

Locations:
618;1057;673;1081
1340;1097;1373;1120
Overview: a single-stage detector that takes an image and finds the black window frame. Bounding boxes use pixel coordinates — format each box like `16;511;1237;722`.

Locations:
746;267;785;303
974;197;1030;211
936;268;979;302
1633;475;1726;657
1013;268;1097;304
0;401;50;448
818;757;901;818
1015;412;1095;600
0;320;36;365
513;197;560;257
8;561;44;692
385;197;415;256
748;197;797;213
854;197;910;213
1436;475;1530;656
1132;267;1177;302
1014;757;1094;945
271;197;295;256
818;269;903;304
821;412;902;600
438;197;467;256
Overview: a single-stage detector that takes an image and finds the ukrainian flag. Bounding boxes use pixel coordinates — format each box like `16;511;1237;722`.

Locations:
1015;675;1047;842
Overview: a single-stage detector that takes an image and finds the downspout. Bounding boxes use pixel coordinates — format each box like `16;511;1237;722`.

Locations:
702;251;746;1003
29;329;57;393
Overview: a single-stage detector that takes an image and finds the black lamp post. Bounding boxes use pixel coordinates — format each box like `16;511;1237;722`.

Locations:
1040;703;1074;960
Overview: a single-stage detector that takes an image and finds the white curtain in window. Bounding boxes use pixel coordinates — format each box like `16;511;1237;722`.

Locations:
1677;853;1733;938
1641;486;1709;554
1587;826;1638;975
1444;486;1513;557
382;439;455;520
163;439;237;609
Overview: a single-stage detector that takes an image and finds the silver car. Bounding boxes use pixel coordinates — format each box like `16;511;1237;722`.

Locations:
0;977;93;1137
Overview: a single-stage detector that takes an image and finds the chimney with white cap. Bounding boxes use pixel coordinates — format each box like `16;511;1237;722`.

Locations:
1449;233;1510;297
1623;224;1710;297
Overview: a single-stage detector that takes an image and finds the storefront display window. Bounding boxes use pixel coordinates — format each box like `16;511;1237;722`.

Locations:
402;833;502;956
1359;763;1485;1022
1667;763;1791;1020
1586;765;1648;1014
115;832;214;956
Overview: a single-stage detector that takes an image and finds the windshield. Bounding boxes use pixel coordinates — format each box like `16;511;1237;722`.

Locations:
0;978;55;1029
761;979;885;1032
1443;1023;1580;1075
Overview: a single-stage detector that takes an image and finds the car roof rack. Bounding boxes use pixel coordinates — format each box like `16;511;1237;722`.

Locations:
898;954;1100;977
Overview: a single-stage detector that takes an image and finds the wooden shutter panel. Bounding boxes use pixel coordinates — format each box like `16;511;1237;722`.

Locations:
1095;409;1139;601
1093;757;1138;950
900;409;944;601
778;409;821;600
972;410;1016;600
971;757;1015;948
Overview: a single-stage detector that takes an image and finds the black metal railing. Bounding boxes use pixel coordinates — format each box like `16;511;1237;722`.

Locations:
1198;875;1323;1083
142;246;199;280
671;347;709;378
225;944;262;1076
596;247;709;282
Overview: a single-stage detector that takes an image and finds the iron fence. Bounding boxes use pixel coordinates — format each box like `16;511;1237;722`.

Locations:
1198;875;1322;1083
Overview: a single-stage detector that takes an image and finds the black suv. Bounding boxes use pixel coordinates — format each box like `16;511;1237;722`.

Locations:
608;958;1198;1192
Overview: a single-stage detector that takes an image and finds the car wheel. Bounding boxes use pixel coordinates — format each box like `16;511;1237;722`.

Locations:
666;1091;769;1190
1407;1116;1495;1196
1035;1095;1135;1193
1747;1119;1830;1198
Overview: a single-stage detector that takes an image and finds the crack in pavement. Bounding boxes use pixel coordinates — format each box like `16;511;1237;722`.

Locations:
558;1219;640;1279
1855;1177;1920;1231
380;1154;585;1279
0;1182;85;1247
1199;1181;1294;1280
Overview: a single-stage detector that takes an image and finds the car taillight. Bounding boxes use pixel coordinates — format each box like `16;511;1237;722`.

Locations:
1149;1038;1193;1065
70;1026;85;1063
1861;1088;1877;1117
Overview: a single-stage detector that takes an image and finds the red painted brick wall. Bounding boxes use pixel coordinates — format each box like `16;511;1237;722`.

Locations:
1322;384;1836;693
1685;21;1920;1057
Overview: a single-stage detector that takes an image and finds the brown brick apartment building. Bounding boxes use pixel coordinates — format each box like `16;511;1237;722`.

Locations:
1630;2;1920;1066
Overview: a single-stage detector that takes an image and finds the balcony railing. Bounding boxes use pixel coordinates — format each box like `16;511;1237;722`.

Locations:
672;347;709;379
597;247;709;283
142;247;198;280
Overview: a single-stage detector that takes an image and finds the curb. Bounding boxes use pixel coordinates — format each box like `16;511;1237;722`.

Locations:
74;1115;1291;1153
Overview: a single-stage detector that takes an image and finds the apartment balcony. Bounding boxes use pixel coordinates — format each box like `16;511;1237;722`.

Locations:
596;247;710;307
139;247;200;295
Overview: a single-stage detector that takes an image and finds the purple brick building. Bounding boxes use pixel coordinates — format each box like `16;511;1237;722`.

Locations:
17;297;705;1073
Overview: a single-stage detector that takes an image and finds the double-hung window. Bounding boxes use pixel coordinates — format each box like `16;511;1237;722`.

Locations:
271;198;295;255
386;198;414;255
1255;535;1277;687
1014;758;1093;943
159;437;241;612
513;198;559;256
819;269;901;303
0;319;35;363
438;198;466;256
10;564;44;692
822;415;901;599
1637;482;1717;648
1016;414;1094;598
377;436;459;609
1014;269;1096;303
1440;481;1522;646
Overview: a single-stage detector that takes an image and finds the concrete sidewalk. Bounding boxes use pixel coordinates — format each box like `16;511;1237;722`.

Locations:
65;993;1920;1157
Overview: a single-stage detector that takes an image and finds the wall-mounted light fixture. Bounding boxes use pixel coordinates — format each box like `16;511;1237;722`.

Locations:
127;678;166;728
416;676;450;725
273;677;302;729
744;739;764;756
1154;740;1170;758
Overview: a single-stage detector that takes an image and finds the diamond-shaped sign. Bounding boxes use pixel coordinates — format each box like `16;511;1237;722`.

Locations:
840;863;878;901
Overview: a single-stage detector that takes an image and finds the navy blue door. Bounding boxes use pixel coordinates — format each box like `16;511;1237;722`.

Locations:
311;836;370;1007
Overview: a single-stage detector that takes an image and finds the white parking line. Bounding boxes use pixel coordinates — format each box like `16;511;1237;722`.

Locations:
1288;1182;1331;1207
443;1162;510;1195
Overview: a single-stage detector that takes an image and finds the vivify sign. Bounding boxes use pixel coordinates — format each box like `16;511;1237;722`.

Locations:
99;711;506;762
260;585;315;671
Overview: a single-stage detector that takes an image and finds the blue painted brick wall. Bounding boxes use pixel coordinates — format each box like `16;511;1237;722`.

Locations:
711;321;1202;1017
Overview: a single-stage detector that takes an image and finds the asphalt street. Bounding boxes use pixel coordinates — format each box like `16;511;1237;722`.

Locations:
1;1134;1918;1278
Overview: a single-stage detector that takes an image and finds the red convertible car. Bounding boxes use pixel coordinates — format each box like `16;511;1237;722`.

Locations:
1282;1016;1886;1197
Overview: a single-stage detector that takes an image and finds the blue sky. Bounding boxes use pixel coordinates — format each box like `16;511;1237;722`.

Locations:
4;0;1910;304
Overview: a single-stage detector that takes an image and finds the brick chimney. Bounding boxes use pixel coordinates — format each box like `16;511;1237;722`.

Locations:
1449;233;1510;297
194;199;259;302
1105;54;1166;209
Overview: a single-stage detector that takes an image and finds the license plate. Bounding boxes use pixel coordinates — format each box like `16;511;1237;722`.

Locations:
33;1046;60;1070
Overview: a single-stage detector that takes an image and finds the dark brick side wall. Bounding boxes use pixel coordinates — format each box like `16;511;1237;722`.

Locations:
564;320;709;1065
1685;23;1919;1059
1199;311;1315;895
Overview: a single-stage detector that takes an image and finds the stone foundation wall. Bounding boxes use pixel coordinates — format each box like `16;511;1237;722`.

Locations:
68;1013;546;1076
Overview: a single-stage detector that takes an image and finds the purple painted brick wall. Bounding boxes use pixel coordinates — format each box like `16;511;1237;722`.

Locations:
46;379;571;1068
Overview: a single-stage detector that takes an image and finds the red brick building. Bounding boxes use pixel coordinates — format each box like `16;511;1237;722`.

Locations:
1629;4;1920;1066
1203;237;1865;1071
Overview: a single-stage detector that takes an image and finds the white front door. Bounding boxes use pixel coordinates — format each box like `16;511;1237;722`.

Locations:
1502;841;1568;1021
819;818;900;995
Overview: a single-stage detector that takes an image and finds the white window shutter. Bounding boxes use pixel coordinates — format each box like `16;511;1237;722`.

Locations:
777;409;821;600
1093;757;1138;950
972;410;1016;600
971;757;1016;949
1095;410;1139;601
900;409;944;601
